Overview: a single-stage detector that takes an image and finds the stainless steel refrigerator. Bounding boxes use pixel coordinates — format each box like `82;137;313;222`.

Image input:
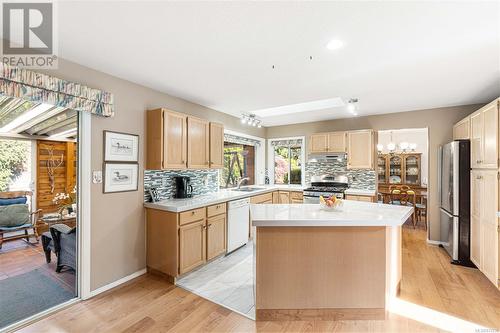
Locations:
438;140;475;267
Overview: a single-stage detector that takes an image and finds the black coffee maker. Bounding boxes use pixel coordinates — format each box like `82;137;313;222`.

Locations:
174;176;193;198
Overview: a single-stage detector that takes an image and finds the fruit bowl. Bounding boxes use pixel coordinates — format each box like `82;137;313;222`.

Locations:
319;195;344;211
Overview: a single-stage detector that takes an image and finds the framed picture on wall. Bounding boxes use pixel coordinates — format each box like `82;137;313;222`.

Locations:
104;131;139;162
103;163;139;193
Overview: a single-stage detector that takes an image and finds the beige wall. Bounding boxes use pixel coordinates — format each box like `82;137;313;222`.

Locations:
46;59;265;291
266;105;482;241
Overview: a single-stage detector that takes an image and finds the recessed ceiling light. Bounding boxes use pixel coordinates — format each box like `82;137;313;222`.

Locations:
326;39;344;51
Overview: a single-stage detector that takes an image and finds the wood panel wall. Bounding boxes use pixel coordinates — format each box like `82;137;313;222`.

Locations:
36;140;77;229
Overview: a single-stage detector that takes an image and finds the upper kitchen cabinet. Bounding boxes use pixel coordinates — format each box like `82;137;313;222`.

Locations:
187;117;210;169
146;109;224;170
309;131;346;153
347;130;375;169
309;133;328;153
453;117;470;140
470;100;498;169
209;122;224;169
147;108;187;169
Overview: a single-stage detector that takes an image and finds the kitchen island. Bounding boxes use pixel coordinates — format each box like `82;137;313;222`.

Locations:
251;201;413;321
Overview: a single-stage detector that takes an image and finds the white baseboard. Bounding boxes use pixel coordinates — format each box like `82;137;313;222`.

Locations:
88;268;147;299
426;239;445;246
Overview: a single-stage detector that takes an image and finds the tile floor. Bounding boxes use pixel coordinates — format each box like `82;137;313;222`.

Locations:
176;242;255;319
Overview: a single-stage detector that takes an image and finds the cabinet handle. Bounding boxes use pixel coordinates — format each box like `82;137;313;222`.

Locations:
191;211;195;215
208;224;212;228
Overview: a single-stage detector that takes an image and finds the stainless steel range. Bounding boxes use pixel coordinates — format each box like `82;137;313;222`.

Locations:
303;175;349;204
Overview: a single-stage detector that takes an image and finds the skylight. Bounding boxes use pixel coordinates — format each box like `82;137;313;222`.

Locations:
0;103;54;133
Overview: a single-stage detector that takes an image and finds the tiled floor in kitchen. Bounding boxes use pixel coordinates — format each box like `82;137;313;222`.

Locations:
176;242;255;319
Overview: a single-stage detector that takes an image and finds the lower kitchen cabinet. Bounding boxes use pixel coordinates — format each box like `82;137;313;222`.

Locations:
146;204;227;280
345;194;376;202
278;191;290;203
179;219;206;274
207;213;227;260
470;169;499;287
290;191;303;203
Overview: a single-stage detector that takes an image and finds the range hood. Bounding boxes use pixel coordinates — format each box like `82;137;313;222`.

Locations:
307;152;346;163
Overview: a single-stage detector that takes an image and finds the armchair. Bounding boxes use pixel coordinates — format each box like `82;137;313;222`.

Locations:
0;191;42;248
49;224;76;272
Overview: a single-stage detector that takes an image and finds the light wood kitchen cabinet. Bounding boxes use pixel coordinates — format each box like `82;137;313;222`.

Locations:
209;122;224;168
251;192;273;204
187;117;210;169
147;109;223;170
453;117;470;140
147;108;187;169
470;170;481;267
278;191;290;203
345;194;376;202
470;169;499;287
272;191;279;203
309;133;329;153
328;132;346;152
179;219;206;274
290;191;303;203
470;100;498;169
206;213;226;260
347;130;375;169
309;132;346;153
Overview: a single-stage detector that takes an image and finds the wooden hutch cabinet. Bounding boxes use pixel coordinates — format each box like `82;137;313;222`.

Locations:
377;153;422;186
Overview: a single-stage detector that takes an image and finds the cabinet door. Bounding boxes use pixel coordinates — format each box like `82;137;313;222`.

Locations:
309;133;328;153
347;130;374;169
278;191;290;203
187;117;210;169
470;170;482;268
209;122;224;169
480;170;498;286
470;112;483;168
207;214;226;260
179;220;206;274
377;155;387;183
328;132;346;152
453;118;470;140
272;191;280;204
403;155;421;186
388;155;402;184
481;104;498;168
163;110;187;169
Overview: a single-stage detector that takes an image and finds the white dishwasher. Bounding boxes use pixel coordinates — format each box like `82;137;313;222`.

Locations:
227;197;250;253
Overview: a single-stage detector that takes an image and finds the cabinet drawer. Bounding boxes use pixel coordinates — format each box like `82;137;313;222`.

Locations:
179;207;206;225
290;191;303;200
250;192;273;204
357;196;374;202
207;202;226;218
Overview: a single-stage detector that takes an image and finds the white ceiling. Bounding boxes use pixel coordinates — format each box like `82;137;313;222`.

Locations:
56;1;500;126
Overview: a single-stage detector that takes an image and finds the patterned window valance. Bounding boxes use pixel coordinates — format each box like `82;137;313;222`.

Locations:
224;133;261;146
270;138;303;147
0;64;114;117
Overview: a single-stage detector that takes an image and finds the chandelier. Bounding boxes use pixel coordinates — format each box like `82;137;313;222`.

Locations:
240;114;262;128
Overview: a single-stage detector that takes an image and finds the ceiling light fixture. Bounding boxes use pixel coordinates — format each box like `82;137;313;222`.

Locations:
346;98;359;116
240;114;262;128
326;39;344;51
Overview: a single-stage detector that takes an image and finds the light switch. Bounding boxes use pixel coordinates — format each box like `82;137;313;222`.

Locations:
92;171;102;184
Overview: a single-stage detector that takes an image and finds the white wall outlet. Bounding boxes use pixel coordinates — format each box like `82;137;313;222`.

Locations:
92;171;102;184
203;175;209;186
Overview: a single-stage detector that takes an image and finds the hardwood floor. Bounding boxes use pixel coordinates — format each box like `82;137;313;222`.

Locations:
18;228;500;333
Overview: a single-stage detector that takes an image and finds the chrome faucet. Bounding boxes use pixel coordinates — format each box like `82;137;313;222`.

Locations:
237;177;250;189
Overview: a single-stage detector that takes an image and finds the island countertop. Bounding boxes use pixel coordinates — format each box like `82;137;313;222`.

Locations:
251;201;413;227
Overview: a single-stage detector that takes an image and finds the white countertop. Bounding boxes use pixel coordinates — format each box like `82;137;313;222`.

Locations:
250;201;413;227
344;188;377;196
144;185;304;212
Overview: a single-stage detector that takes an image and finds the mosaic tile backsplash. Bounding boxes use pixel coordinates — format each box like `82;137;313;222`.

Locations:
305;159;376;190
144;169;219;202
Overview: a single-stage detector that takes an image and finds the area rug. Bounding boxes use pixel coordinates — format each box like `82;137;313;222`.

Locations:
0;269;75;329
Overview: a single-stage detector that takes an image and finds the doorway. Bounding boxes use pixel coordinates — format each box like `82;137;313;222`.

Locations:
0;97;81;329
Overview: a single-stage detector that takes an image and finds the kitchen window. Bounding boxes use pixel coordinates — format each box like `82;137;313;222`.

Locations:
270;137;304;185
220;143;256;188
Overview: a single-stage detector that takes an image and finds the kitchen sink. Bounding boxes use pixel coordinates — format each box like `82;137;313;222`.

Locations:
231;187;266;192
